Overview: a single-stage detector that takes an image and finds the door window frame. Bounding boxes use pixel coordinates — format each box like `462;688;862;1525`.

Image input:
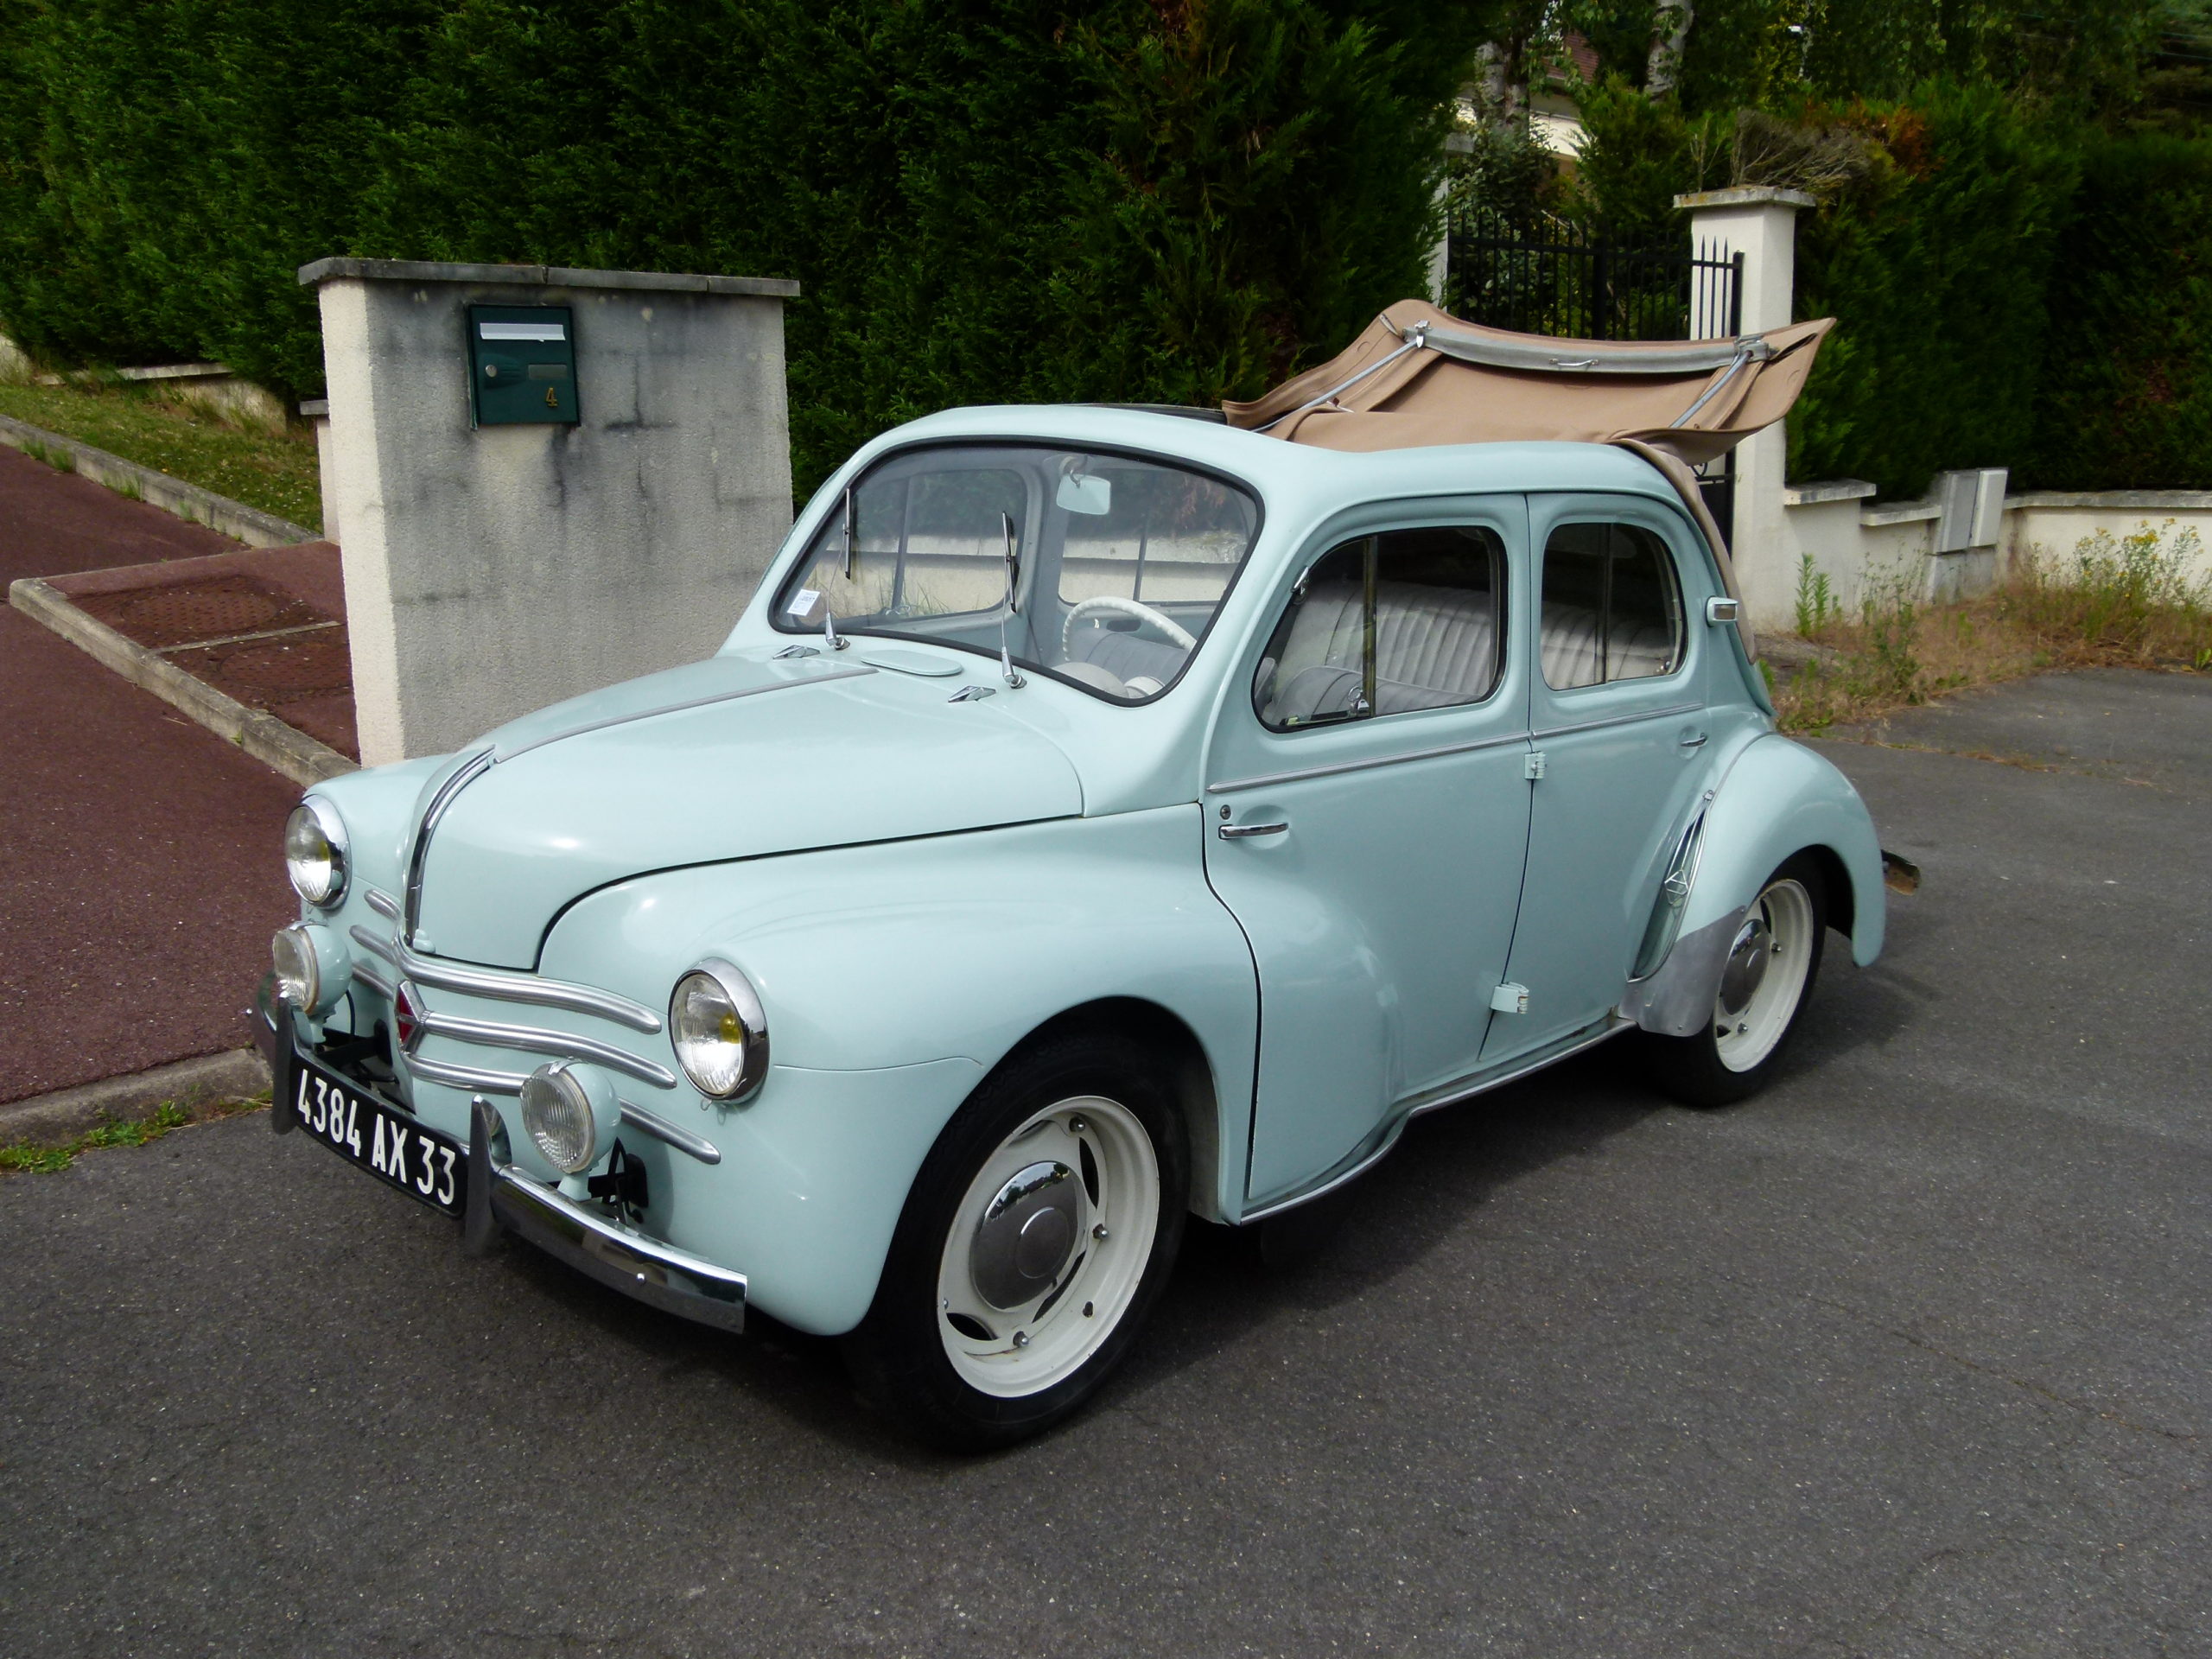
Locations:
1224;496;1530;764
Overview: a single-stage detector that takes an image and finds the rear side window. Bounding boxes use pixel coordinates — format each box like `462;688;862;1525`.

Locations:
1539;522;1684;690
1254;525;1504;731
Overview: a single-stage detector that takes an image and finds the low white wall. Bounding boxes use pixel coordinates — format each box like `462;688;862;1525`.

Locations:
1739;482;2212;631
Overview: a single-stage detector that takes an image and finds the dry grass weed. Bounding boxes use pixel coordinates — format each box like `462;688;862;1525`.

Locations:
1773;524;2212;734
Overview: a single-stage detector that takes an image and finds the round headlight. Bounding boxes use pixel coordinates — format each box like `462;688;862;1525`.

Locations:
520;1065;599;1174
284;798;349;907
670;960;769;1100
271;925;321;1011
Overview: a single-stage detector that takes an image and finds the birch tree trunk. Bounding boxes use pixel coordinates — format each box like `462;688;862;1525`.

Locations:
1647;0;1694;99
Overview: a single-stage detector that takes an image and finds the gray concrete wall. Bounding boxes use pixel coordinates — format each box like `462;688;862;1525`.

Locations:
301;259;798;764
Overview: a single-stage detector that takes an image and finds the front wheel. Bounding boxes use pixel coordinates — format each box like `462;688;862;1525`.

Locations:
1642;853;1827;1108
842;1033;1186;1449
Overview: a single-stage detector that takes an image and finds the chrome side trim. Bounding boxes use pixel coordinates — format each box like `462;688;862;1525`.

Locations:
351;961;396;1002
1207;728;1532;796
492;665;874;762
1240;1016;1633;1223
404;747;495;941
416;1010;680;1088
490;1166;746;1333
349;925;397;966
364;887;402;921
396;939;662;1033
405;1053;528;1095
617;1101;722;1166
1530;700;1703;741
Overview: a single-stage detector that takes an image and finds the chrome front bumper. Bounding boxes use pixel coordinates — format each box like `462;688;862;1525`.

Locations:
254;976;746;1333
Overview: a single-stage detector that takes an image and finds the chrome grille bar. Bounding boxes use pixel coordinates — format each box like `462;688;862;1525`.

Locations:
416;1010;679;1088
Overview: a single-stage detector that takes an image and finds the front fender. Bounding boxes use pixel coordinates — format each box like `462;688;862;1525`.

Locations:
536;805;1258;1332
1624;734;1884;1036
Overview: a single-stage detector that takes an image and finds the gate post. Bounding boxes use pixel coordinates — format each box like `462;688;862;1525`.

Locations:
298;258;798;765
1674;187;1814;628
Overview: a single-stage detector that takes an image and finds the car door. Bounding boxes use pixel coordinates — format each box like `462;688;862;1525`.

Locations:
1204;499;1535;1211
1481;493;1713;1061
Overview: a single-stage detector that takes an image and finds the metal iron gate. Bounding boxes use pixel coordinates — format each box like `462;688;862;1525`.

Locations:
1444;213;1744;539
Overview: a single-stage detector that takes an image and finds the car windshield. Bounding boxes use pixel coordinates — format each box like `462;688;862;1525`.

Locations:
771;443;1262;702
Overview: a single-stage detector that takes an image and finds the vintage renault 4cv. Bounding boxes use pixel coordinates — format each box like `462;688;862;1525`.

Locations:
258;302;1881;1446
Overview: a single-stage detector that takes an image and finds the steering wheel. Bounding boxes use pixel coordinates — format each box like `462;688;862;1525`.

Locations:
1061;594;1198;658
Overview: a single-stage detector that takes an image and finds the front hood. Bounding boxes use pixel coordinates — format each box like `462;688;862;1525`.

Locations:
410;654;1083;968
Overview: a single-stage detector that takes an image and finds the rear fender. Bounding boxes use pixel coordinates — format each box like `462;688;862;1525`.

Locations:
1623;734;1883;1036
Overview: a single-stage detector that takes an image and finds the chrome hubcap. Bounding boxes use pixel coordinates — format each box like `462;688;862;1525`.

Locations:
970;1160;1081;1310
1718;914;1773;1016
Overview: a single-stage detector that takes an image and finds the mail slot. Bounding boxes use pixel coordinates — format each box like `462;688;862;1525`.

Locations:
468;305;579;427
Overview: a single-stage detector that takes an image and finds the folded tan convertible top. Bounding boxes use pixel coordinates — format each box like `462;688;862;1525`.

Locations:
1223;299;1835;658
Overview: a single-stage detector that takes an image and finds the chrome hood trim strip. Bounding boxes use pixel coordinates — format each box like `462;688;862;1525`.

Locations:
404;748;495;943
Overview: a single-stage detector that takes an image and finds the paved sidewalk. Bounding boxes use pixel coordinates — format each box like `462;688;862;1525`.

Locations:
1;446;299;1104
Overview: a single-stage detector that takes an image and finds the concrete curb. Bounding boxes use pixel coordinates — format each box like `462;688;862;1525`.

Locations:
0;1049;270;1147
8;575;358;787
0;411;316;548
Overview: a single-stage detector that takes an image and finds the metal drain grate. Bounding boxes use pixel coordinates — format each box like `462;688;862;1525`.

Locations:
168;630;353;702
75;575;330;651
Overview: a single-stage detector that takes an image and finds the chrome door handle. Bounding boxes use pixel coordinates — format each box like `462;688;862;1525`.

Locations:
1678;729;1709;749
1218;820;1289;840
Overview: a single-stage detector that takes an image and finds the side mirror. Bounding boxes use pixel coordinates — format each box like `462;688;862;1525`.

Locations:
1056;474;1112;516
1705;596;1741;625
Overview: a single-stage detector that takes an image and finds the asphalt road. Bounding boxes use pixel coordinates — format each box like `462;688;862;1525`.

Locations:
2;667;2205;1658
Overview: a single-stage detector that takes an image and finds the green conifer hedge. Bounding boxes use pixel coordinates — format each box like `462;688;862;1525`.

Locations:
0;0;1488;493
1567;78;2212;497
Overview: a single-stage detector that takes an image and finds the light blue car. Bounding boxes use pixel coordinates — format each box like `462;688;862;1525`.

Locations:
257;401;1884;1447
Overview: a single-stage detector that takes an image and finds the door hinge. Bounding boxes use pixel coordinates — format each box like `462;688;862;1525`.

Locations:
1491;982;1529;1014
1523;751;1547;780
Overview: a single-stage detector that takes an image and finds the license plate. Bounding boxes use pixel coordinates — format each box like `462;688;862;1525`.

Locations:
289;1054;464;1217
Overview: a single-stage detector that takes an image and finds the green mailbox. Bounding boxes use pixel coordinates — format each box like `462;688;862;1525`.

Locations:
468;305;579;426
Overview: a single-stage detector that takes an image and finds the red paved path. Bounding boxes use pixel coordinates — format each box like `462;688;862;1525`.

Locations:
1;445;299;1104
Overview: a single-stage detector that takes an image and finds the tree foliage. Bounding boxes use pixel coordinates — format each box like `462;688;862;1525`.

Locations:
0;0;1493;494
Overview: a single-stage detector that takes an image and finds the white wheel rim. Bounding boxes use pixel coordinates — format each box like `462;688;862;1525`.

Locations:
1713;878;1815;1073
936;1095;1159;1399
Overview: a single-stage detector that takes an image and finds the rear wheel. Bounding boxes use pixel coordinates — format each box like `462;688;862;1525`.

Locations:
1643;853;1827;1108
842;1033;1185;1449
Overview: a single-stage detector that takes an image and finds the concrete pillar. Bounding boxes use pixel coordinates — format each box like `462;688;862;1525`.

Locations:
297;257;798;765
1674;187;1815;631
296;398;339;543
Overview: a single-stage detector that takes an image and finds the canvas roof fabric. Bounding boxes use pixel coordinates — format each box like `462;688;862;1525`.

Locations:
1222;299;1835;658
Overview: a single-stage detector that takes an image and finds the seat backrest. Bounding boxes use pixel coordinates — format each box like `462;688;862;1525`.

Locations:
1258;579;1499;723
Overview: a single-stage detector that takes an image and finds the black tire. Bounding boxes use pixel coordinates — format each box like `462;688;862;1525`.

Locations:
1642;851;1828;1109
842;1031;1187;1450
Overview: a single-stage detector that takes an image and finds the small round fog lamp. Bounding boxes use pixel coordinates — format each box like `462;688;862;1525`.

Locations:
520;1064;610;1174
271;925;321;1011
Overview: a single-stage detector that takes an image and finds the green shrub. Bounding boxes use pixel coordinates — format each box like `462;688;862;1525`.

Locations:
1787;84;2082;499
0;0;1488;498
2026;135;2212;490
